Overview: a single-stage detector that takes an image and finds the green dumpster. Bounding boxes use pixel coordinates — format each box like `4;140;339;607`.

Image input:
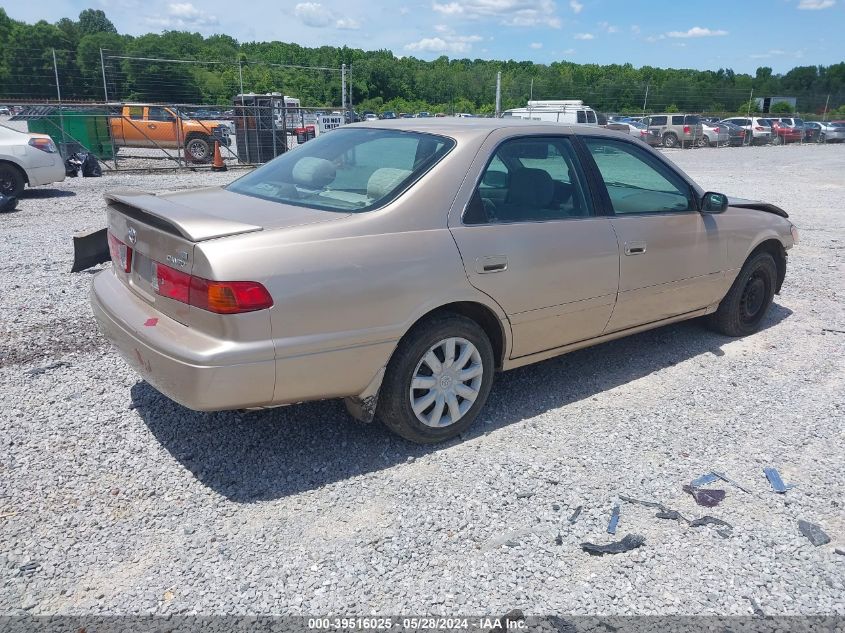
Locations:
16;106;114;160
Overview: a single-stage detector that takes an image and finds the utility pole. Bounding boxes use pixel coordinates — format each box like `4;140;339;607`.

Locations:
495;71;501;117
641;83;649;117
822;94;830;121
348;66;353;118
100;48;109;102
341;63;347;114
238;59;249;164
530;78;534;101
51;49;67;152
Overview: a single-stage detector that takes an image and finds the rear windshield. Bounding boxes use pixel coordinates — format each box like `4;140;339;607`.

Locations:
227;128;454;212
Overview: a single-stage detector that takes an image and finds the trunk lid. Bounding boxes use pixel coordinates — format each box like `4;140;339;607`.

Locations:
104;186;349;323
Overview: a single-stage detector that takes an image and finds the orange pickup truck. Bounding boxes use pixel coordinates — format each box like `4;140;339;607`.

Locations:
109;105;231;163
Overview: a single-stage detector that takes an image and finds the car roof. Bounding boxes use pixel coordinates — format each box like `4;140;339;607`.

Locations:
344;117;626;141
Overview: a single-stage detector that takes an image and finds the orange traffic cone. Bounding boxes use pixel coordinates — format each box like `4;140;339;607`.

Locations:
211;141;227;172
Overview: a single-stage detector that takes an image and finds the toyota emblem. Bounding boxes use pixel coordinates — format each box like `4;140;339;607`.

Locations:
127;227;137;245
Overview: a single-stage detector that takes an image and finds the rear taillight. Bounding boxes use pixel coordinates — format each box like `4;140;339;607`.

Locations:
683;125;690;134
107;232;132;273
28;137;58;153
151;261;273;314
755;126;764;131
713;127;720;133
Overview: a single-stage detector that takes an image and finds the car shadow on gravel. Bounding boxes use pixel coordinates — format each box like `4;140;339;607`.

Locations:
19;188;75;199
132;303;792;503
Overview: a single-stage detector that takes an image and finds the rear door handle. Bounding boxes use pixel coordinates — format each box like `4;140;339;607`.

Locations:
624;241;647;255
476;255;508;274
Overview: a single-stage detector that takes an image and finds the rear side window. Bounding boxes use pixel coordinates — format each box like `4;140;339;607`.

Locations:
128;107;143;120
671;115;684;125
577;110;587;123
465;137;593;224
650;116;667;126
586;110;597;123
584;138;695;215
685;115;701;124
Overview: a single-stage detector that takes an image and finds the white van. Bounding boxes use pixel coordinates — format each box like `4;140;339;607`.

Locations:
502;100;599;125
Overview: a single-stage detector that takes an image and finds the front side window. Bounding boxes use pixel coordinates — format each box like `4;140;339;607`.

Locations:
584;138;695;215
464;137;593;224
227;128;454;212
128;106;143;120
651;116;667;126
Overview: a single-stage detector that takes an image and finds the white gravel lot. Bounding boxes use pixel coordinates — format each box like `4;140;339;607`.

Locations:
1;143;844;620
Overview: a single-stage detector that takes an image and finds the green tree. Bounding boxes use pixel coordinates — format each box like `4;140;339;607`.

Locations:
78;9;117;35
770;101;795;114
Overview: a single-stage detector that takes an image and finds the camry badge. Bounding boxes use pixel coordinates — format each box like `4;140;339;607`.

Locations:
127;227;137;245
166;251;189;268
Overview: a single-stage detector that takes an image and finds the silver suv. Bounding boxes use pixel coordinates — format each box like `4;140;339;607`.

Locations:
642;113;704;148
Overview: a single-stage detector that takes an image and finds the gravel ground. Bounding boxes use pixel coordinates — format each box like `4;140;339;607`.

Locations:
1;143;844;619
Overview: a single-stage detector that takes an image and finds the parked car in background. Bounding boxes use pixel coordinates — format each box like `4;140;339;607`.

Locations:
0;106;10;116
379;111;398;120
642;113;704;148
109;105;230;164
88;119;796;444
0;124;66;199
719;120;747;146
775;117;806;140
606;120;662;146
416;112;433;118
700;121;730;147
502;100;599;126
765;118;803;145
720;117;772;145
804;121;845;143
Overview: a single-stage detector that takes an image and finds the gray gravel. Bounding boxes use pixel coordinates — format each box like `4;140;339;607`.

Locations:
1;143;844;618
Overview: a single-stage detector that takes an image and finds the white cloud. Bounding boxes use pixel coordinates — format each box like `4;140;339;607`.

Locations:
405;33;483;54
146;2;219;29
335;17;360;29
530;42;543;48
569;0;583;13
750;49;787;59
434;23;450;32
598;21;618;33
562;48;575;54
666;26;728;38
574;32;594;40
399;6;411;13
294;2;331;27
432;0;562;28
798;0;835;8
630;24;640;34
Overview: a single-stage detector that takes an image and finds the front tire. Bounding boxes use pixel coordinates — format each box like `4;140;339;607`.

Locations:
662;132;678;148
377;314;494;444
772;134;783;146
185;136;212;164
707;252;777;337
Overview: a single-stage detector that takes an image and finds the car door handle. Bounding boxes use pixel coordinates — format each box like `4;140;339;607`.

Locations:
624;241;647;255
476;255;508;273
148;123;156;129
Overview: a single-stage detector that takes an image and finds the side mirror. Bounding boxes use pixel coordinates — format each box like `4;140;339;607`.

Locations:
701;191;728;214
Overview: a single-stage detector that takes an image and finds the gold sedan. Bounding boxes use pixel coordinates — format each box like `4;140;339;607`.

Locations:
90;119;797;443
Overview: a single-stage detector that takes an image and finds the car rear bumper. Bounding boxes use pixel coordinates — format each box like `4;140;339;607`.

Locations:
91;269;276;411
26;162;66;187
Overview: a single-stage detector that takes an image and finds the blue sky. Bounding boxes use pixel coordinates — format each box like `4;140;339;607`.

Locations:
6;0;844;73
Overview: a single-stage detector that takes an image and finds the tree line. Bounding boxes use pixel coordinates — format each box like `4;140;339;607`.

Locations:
2;8;844;117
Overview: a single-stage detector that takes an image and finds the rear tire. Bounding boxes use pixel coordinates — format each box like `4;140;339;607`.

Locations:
377;313;494;444
772;134;783;146
707;252;777;337
662;132;678;148
818;133;826;144
0;163;25;198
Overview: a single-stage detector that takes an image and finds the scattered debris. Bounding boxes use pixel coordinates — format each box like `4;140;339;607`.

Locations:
516;491;534;499
568;505;582;524
619;495;667;511
690;473;719;487
487;609;525;633
25;361;71;376
607;503;620;535
822;328;845;335
655;510;688;522
552;503;560;511
798;520;830;547
689;516;733;529
764;467;794;493
554;533;563;546
0;193;17;212
711;470;751;493
504;539;520;548
834;548;844;556
581;533;645;556
144;318;159;327
683;485;726;507
749;597;766;618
